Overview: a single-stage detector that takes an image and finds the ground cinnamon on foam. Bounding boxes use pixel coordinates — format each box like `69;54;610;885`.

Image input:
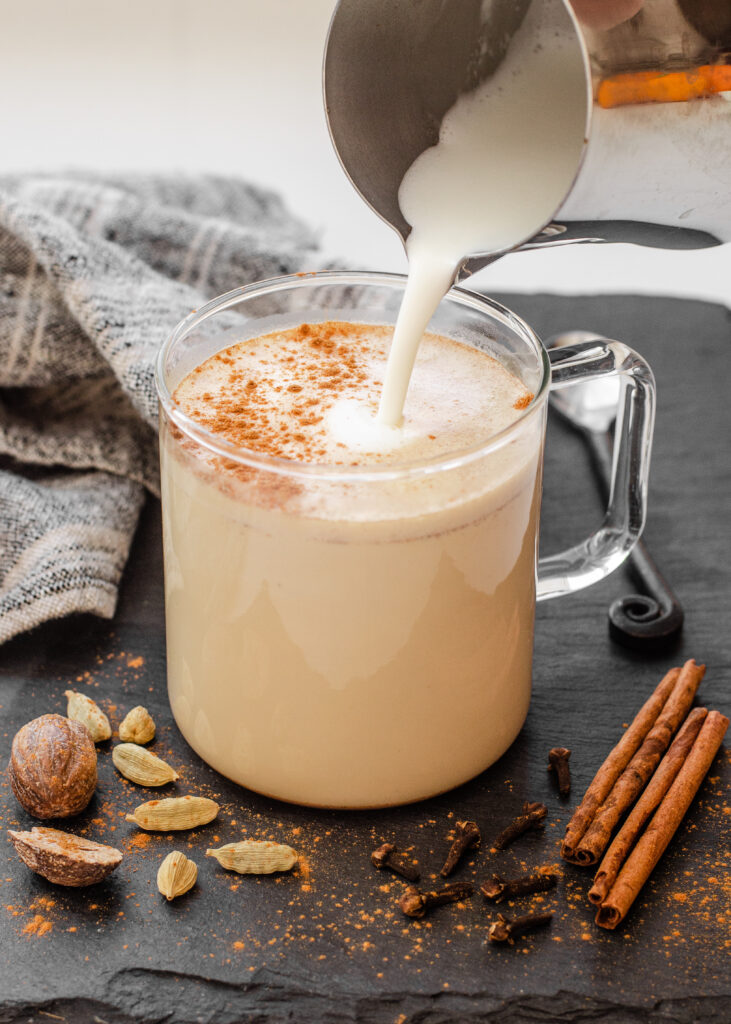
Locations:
177;322;374;464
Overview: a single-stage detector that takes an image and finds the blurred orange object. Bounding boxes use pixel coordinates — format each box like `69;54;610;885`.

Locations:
598;64;731;107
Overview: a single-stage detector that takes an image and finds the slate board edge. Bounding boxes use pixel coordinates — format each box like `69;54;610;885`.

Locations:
2;980;730;1024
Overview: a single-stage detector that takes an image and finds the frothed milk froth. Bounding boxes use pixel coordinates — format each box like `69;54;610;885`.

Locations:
173;322;532;470
162;319;543;806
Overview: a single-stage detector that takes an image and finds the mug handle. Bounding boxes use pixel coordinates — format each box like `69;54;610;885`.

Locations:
537;338;656;601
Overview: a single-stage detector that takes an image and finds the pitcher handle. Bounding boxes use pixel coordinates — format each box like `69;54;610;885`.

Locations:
537;338;656;601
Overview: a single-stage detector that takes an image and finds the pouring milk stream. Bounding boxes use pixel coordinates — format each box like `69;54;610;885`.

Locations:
375;3;588;427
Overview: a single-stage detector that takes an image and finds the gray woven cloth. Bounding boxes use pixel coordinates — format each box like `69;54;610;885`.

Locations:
0;173;321;645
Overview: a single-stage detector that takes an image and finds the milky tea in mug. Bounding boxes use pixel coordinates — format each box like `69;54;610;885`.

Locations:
156;273;653;808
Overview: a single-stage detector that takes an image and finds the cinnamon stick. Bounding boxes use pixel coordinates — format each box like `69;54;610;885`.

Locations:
561;665;682;861
596;709;728;929
572;659;705;866
588;707;708;905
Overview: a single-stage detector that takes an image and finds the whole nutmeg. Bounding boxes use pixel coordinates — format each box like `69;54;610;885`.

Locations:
8;714;97;819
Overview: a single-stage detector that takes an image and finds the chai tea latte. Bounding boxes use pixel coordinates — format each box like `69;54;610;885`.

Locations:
161;319;543;807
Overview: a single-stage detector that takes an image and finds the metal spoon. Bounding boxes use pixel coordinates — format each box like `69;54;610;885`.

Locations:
548;331;683;649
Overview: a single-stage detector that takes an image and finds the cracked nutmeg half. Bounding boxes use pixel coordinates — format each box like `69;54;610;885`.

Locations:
8;714;97;819
8;827;122;886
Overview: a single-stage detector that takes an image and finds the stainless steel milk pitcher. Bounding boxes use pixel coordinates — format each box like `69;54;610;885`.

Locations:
324;0;731;274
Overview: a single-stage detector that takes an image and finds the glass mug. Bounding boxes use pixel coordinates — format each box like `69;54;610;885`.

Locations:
155;272;655;808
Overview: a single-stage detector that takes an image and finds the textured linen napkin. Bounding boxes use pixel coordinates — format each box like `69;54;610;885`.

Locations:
0;173;320;645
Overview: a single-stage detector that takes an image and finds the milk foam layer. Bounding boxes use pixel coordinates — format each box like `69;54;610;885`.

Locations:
173;321;532;468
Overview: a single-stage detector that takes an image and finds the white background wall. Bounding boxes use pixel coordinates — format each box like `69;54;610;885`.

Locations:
2;0;729;304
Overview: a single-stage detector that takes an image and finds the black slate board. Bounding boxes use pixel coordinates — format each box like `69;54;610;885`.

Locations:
0;294;729;1024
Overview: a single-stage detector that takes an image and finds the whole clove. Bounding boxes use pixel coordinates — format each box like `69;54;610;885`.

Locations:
440;820;481;877
399;881;473;919
492;801;547;851
487;911;553;944
548;747;572;796
480;870;558;903
370;842;420;882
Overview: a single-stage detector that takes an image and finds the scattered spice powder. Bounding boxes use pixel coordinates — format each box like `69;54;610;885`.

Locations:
31;896;55;911
22;914;53;938
0;653;726;977
128;832;152;849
